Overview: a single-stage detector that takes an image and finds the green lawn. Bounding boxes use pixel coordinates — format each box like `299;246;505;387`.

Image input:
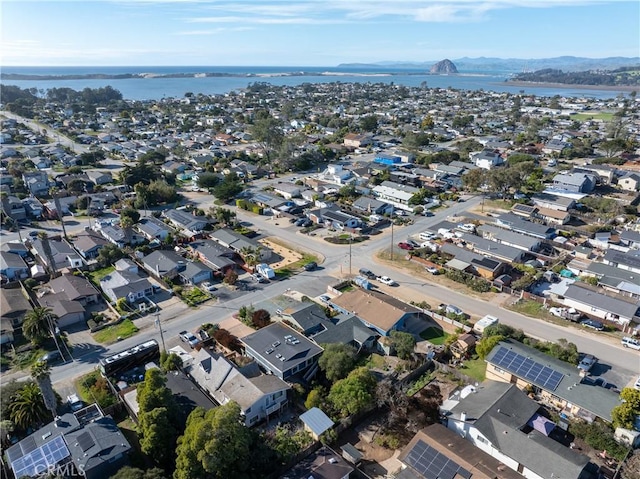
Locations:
458;357;487;382
572;112;614;122
180;287;209;306
88;265;115;284
420;327;452;345
507;299;552;320
93;319;139;344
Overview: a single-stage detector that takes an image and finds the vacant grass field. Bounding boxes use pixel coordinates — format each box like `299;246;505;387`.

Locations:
93;319;139;344
420;327;452;345
507;299;552;320
572;112;614;122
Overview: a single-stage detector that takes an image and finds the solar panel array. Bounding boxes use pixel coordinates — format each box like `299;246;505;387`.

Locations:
492;346;564;391
11;435;71;479
405;439;472;479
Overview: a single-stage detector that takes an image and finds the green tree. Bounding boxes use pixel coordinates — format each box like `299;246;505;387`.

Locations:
197;173;220;189
160;352;182;372
120;207;141;224
462;168;486;192
318;344;357;382
109;466;168;479
328;367;376;417
390;331;416;360
360;115;378;132
475;335;506;359
213;174;243;202
174;402;254;479
23;307;56;345
611;388;640;429
250;116;284;162
97;243;125;267
137;369;178;468
304;387;326;410
30;361;58;420
7;382;50;430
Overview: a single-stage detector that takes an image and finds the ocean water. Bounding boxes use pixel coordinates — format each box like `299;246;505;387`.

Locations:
0;65;629;101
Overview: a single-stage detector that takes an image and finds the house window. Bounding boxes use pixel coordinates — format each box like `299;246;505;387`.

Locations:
245;407;251;414
493;366;504;374
476;435;488;445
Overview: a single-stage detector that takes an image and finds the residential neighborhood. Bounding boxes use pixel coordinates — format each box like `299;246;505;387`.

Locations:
1;79;640;479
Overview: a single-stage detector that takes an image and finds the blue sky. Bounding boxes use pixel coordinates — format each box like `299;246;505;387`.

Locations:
2;0;639;66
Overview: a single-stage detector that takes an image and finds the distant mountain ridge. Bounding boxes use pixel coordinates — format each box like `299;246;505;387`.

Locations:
337;56;640;72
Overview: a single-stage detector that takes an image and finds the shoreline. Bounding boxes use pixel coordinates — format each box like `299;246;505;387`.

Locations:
504;80;638;92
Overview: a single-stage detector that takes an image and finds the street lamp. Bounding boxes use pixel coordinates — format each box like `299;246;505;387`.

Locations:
390;210;395;261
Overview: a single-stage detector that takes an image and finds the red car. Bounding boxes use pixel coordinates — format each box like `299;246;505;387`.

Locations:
397;242;414;250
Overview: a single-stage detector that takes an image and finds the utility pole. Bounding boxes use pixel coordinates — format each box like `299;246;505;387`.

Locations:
348;234;352;277
154;312;166;352
390;211;395;261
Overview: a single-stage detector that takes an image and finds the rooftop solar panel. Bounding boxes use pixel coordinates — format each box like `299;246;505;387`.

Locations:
404;440;471;479
11;435;71;479
491;346;564;391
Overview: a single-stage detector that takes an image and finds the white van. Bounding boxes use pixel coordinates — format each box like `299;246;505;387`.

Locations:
621;336;640;350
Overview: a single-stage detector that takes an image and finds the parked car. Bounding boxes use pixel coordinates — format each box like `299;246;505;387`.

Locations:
580;319;604;331
67;394;84;412
549;307;566;318
377;276;396;286
457;223;476;233
179;330;199;348
425;266;440;275
578;354;597;372
201;281;217;293
440;304;463;316
251;273;267;283
397;242;414;250
423;211;434;217
301;219;313;227
419;231;436;241
294;218;306;226
29;230;39;238
621;336;640;350
634;376;640;391
40;351;62;364
319;295;331;304
303;261;317;271
406;239;420;248
359;268;376;279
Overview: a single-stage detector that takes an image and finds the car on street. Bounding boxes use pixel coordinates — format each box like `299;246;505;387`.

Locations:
580;319;604;331
621;336;640;350
294;218;306;226
303;261;317;271
201;282;217;293
319;295;331;304
179;330;199;348
359;268;376;280
40;351;62;364
29;230;39;237
425;266;440;275
423;211;434;217
578;354;597;372
377;276;396;286
397;242;414;250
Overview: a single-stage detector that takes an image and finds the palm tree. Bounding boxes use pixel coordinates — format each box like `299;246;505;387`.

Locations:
31;361;58;420
7;382;50;430
23;307;57;345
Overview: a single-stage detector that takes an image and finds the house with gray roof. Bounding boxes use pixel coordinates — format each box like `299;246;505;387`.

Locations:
31;237;84;272
494;213;556;239
484;340;621;424
585;262;640;298
459;233;525;264
445;380;591;479
477;224;542;252
352;196;393;215
140;249;186;279
187;348;290;427
188;239;237;273
241;322;324;380
73;230;108;260
163;208;212;237
603;249;640;274
620;229;640;250
0;251;29;281
552;172;596;193
618;172;640;191
531;192;576;212
277;303;331;336
100;270;154;304
209;228;271;261
179;261;213;285
6;413;131;479
312;315;379;353
0;288;31;344
47;274;99;306
562;283;639;325
1;195;26;221
136;217;174;241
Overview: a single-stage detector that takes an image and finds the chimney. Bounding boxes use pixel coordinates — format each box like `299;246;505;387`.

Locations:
460;411;467;422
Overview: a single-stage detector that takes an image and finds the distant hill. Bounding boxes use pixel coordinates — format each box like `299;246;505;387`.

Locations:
337;56;640;73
